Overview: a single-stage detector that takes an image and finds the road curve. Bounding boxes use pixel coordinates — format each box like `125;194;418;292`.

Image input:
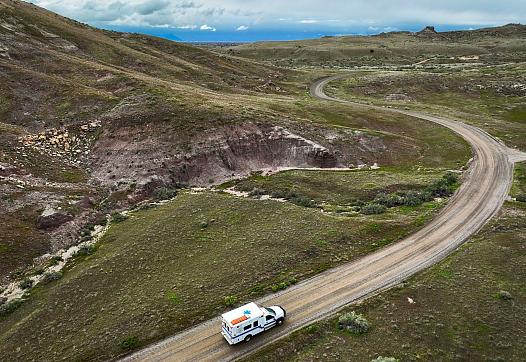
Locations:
121;74;525;362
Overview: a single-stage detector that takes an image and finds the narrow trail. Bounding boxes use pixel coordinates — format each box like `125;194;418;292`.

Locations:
120;74;526;362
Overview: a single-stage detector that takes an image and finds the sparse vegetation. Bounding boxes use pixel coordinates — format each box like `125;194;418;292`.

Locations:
40;272;62;285
120;336;139;350
1;2;523;362
338;311;370;334
361;203;387;215
166;291;181;304
270;277;298;292
371;357;399;362
0;191;445;361
154;187;179;201
221;25;526;68
248;188;266;198
512;162;526;200
227;168;464;216
111;212;129;223
74;245;96;257
47;256;63;267
361;173;459;214
224;295;238;307
243;203;526;362
0;299;24;317
19;279;33;290
327;64;526;151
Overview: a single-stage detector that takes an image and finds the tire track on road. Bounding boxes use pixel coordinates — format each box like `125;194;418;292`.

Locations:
120;74;525;362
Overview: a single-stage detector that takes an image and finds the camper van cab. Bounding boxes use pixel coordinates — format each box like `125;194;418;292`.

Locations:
221;302;286;344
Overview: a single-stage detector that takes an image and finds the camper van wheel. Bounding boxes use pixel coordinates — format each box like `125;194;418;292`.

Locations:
276;318;284;326
244;335;252;342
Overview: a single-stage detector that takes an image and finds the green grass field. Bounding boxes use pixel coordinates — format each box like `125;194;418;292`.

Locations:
0;188;447;361
221;167;449;207
326;64;526;151
511;162;526;199
244;203;526;362
243;164;526;362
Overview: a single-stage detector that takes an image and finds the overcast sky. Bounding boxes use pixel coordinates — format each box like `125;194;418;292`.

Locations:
26;0;526;41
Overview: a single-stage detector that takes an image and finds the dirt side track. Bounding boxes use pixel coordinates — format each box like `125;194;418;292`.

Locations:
120;74;526;362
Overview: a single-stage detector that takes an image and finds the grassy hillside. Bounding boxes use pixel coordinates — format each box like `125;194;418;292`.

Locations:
325;63;526;151
219;24;526;68
0;0;472;284
3;2;519;362
245;171;526;362
0;188;447;361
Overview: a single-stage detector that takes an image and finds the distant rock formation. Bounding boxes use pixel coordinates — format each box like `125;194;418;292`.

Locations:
416;26;438;36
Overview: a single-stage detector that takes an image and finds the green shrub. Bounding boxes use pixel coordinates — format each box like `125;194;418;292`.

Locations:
0;298;24;316
120;336;139;350
79;224;95;236
398;190;424;207
41;271;63;285
249;284;264;295
271;277;298;292
224;295;237;307
270;190;288;199
371;357;399;362
248;188;266;198
443;172;459;185
32;267;45;276
427;173;458;197
19;278;33;290
338;311;370;334
74;245;96;257
305;324;320;334
361;203;387;215
497;290;513;300
154;187;178;201
371;173;458;212
516;194;526;202
111;212;128;223
47;255;63;267
290;195;316;208
166;291;180;304
269;189;298;200
374;193;403;207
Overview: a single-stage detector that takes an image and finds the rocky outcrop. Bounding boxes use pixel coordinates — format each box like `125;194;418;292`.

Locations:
36;206;73;230
89;123;342;188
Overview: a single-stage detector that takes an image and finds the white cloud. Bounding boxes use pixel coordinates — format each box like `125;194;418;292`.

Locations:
26;0;526;31
236;25;249;31
177;25;197;29
200;24;216;31
382;26;399;32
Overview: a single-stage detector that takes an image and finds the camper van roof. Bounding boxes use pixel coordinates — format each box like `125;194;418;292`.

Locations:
221;302;263;326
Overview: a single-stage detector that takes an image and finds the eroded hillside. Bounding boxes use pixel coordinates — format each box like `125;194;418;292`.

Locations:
0;0;474;288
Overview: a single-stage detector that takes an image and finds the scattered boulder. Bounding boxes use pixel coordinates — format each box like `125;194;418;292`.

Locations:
37;206;73;229
498;290;513;300
76;196;95;209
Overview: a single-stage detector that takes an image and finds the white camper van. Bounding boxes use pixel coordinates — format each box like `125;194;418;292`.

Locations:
221;302;286;344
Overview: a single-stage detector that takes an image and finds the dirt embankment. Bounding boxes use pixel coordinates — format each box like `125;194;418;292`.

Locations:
89;122;387;188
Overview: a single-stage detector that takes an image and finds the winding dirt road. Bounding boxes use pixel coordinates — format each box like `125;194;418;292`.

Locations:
121;75;526;362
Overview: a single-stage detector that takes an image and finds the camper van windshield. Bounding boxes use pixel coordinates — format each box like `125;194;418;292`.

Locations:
264;307;275;316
